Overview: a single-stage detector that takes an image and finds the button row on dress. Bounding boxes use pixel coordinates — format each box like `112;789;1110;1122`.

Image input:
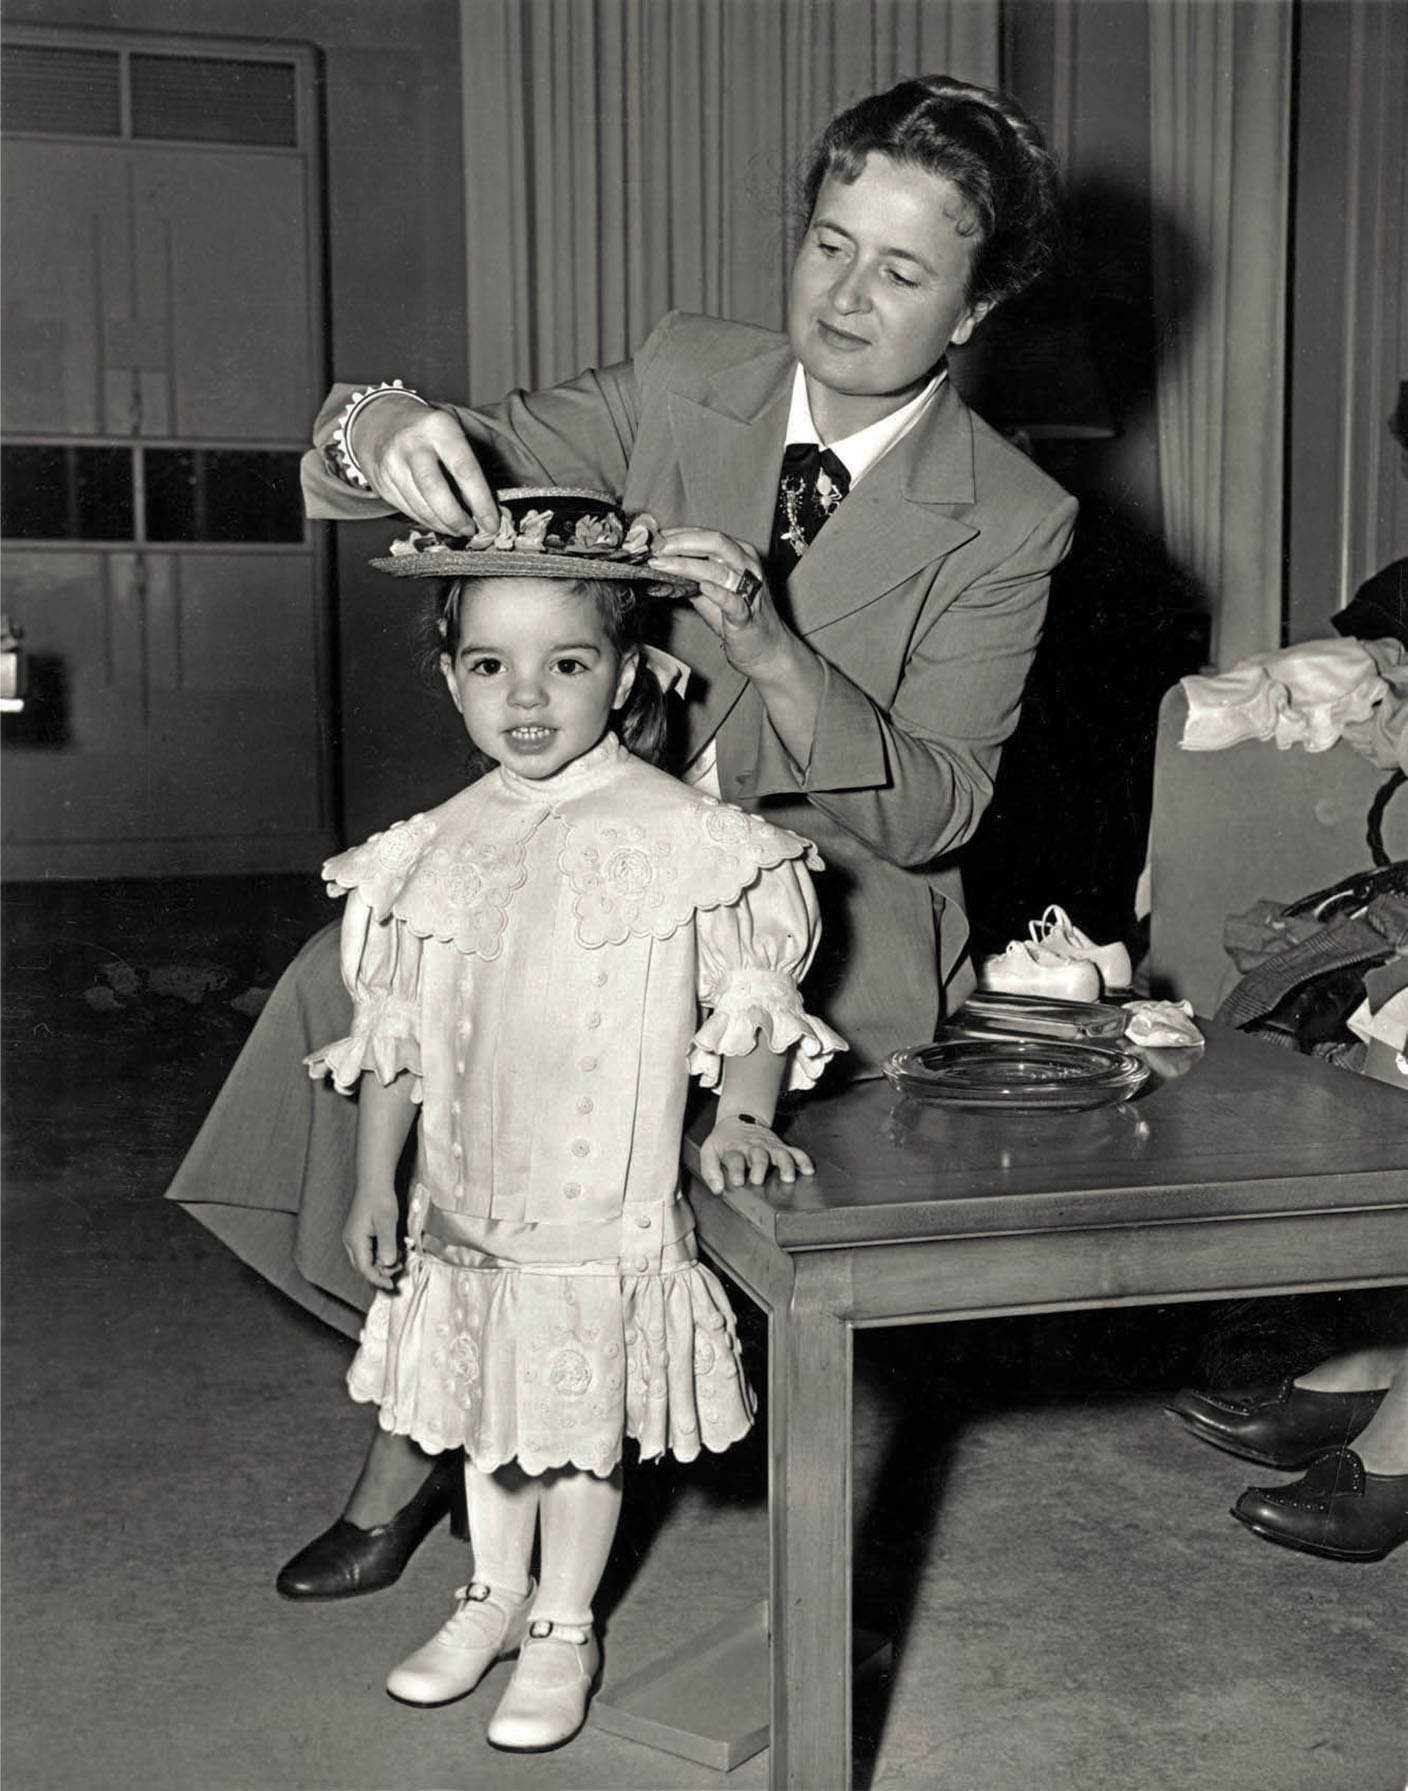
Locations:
568;998;603;1209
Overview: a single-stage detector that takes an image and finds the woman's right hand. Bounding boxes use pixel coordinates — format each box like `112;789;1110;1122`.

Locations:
342;1183;402;1290
348;394;500;537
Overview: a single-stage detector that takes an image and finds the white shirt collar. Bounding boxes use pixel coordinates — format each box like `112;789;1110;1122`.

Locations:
784;364;947;486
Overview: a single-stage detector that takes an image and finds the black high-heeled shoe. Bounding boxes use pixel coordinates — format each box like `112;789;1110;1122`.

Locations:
1231;1446;1408;1562
276;1453;468;1600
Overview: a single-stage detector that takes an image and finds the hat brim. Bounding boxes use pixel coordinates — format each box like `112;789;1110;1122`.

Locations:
369;547;696;593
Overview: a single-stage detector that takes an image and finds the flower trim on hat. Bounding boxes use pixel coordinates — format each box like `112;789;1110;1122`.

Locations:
387;497;662;567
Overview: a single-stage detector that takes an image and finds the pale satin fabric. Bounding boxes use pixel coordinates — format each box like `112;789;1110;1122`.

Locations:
1180;637;1408;770
1339;639;1408;772
307;735;845;1473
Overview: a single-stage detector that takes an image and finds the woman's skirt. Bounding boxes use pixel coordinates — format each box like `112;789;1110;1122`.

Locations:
165;924;369;1338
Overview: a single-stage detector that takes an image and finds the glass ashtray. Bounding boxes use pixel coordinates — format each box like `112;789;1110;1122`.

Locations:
883;1035;1151;1110
955;990;1129;1042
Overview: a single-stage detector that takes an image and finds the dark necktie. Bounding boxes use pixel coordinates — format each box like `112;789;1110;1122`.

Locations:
768;442;851;582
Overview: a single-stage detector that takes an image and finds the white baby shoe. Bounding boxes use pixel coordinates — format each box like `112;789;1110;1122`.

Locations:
486;1618;602;1751
1027;905;1133;993
386;1578;534;1706
979;939;1103;1001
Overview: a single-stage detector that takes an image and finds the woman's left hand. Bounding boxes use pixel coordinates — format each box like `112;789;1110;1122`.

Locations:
699;1116;815;1193
649;529;789;672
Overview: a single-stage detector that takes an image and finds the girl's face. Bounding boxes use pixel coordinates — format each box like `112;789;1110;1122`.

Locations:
440;578;637;779
787;151;993;435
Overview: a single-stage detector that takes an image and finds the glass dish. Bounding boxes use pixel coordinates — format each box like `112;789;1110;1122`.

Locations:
954;990;1129;1042
883;1036;1151;1110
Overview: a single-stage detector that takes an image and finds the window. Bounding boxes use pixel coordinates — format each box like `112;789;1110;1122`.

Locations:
2;43;300;147
1;445;132;540
1;445;304;544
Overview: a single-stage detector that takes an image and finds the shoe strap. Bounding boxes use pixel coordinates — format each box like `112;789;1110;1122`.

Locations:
527;1619;590;1644
461;1579;532;1604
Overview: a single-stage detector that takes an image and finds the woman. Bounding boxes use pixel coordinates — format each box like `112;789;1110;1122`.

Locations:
170;74;1078;1597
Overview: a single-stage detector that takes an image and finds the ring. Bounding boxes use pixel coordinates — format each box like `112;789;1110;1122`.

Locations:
733;568;762;602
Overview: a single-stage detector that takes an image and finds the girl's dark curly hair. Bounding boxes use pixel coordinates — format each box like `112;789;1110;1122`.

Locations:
799;75;1060;313
424;575;670;782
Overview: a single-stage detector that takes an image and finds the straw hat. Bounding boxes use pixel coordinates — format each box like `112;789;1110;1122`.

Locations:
370;487;696;592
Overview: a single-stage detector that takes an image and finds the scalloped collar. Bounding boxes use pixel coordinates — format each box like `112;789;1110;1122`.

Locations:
322;743;821;958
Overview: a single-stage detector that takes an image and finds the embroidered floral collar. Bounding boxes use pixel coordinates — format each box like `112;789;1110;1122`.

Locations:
322;743;822;958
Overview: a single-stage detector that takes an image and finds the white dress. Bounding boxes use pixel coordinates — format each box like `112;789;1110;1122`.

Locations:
307;735;845;1476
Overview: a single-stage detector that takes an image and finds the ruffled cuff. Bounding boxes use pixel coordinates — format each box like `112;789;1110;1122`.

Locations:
688;968;847;1091
304;996;423;1099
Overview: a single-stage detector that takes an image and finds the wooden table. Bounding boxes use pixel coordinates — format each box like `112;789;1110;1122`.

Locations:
683;1024;1408;1790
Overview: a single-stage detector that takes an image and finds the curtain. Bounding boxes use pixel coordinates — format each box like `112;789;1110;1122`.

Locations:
1148;0;1294;666
460;0;998;400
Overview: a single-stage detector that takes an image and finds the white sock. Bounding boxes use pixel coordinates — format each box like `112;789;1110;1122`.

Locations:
530;1466;622;1628
464;1462;539;1598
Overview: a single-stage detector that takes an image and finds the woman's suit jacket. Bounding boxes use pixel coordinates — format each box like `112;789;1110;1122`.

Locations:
304;311;1078;1075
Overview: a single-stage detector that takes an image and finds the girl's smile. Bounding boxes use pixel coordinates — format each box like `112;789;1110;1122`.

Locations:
440;577;637;780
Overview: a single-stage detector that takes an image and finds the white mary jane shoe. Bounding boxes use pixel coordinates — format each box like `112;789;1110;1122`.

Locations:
386;1579;534;1707
1028;904;1133;992
979;939;1103;1001
486;1618;602;1752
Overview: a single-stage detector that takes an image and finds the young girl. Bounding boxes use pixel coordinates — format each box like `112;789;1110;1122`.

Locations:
307;488;844;1751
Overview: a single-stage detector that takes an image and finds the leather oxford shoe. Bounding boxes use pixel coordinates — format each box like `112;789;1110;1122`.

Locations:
276;1454;465;1600
1232;1447;1408;1561
1165;1378;1386;1469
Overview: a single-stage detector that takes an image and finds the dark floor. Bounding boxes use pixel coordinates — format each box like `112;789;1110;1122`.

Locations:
3;878;1405;1791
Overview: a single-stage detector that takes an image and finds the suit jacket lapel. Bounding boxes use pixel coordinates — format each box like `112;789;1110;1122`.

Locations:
666;340;793;748
663;357;985;751
787;379;980;634
667;338;793;550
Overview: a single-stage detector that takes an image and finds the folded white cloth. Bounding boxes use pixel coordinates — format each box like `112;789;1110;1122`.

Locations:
1122;999;1204;1048
1338;637;1408;772
1180;638;1387;756
1347;983;1408;1054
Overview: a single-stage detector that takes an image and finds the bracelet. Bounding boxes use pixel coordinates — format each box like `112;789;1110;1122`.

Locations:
326;380;430;489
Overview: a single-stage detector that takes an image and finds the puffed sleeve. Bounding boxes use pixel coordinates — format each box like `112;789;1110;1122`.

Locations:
688;858;847;1091
303;890;425;1099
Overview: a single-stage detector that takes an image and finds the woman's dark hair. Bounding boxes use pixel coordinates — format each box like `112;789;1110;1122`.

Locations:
799;75;1060;312
425;575;670;779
